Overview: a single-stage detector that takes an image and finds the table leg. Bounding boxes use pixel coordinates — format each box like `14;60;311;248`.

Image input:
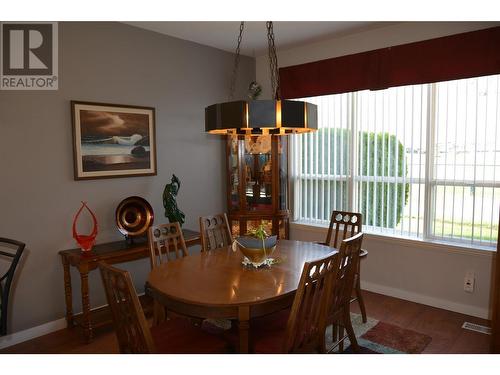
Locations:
356;261;367;323
238;306;250;354
153;300;167;326
61;255;74;327
79;266;92;343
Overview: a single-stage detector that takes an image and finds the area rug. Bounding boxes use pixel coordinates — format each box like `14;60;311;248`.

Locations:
326;313;432;354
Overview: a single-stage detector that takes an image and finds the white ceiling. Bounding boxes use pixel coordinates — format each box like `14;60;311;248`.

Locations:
125;21;390;57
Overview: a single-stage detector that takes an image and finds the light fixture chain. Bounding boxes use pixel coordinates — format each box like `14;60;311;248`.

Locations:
229;21;245;100
266;21;280;100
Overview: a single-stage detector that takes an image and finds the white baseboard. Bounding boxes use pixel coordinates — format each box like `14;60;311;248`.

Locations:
0;317;67;350
0;292;147;350
361;280;490;320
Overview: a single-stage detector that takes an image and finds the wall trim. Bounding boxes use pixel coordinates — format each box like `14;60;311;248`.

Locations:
361;280;491;320
0;317;67;350
0;292;144;350
1;302;109;350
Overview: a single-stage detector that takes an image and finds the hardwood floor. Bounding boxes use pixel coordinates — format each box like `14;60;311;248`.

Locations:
1;290;491;354
349;291;491;354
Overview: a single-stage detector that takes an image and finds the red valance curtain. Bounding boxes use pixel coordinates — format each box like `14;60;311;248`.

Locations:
279;26;500;99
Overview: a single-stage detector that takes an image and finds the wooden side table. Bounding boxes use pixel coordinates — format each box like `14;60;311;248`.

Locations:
59;229;200;343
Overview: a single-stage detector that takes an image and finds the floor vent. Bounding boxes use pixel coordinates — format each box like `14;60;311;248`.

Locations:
462;322;491;335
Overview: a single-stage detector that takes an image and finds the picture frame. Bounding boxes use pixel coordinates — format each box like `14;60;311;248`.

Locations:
71;101;157;180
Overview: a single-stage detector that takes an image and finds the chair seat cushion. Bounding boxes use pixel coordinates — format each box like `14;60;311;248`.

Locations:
251;309;290;354
151;317;230;354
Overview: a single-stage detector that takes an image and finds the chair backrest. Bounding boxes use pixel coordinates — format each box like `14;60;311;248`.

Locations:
0;237;25;336
324;211;362;249
148;222;188;269
98;262;155;354
329;232;364;317
284;251;338;353
199;213;233;252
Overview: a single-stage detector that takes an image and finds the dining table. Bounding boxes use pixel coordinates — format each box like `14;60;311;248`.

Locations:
145;239;336;353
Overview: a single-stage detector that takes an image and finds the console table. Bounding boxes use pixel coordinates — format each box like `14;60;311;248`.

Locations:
59;229;201;343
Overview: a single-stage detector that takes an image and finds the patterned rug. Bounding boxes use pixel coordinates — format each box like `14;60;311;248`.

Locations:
326;313;432;354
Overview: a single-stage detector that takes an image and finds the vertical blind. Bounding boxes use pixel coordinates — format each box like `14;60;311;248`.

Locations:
291;74;500;247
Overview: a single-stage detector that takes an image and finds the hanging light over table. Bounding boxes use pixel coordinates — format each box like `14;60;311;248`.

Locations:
205;22;317;135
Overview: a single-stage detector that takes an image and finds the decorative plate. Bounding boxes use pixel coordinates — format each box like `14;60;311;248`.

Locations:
115;196;154;238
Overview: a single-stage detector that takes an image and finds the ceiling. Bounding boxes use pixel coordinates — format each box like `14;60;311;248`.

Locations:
125;21;390;57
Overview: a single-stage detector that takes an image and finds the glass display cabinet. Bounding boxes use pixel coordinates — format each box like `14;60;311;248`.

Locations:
227;135;289;239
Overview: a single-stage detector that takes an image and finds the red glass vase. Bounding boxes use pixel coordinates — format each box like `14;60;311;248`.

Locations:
72;201;98;253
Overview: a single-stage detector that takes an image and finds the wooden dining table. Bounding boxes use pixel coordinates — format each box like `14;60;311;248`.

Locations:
145;239;335;353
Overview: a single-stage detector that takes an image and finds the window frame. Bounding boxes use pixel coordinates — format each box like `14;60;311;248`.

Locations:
290;79;500;250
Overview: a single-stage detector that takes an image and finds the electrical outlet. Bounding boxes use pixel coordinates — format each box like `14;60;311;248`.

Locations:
464;271;475;293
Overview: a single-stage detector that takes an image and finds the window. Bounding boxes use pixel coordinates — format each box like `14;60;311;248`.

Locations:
291;75;500;248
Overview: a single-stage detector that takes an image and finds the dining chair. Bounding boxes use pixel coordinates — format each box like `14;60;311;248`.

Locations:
98;262;229;354
199;213;235;332
320;210;368;323
147;222;188;325
0;237;25;336
199;213;233;252
327;232;363;353
148;222;188;268
250;251;338;353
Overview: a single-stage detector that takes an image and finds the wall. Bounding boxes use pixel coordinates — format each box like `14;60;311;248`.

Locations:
256;21;500;319
0;22;255;334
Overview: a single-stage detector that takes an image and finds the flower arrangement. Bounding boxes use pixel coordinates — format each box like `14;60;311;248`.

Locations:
232;223;277;268
249;224;268;255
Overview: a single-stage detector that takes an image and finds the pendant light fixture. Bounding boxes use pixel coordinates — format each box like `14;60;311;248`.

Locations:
205;22;317;135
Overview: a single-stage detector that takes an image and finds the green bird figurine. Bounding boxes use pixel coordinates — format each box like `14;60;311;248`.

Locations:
163;174;185;226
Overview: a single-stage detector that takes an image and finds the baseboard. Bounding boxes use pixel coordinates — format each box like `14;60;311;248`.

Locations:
0;292;148;350
0;317;67;350
361;280;490;320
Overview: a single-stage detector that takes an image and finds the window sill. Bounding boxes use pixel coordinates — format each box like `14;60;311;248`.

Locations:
290;221;496;258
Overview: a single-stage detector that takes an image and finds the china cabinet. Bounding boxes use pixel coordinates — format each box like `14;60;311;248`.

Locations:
226;135;289;238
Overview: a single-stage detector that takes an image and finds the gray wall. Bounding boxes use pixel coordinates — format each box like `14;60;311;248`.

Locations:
0;22;255;333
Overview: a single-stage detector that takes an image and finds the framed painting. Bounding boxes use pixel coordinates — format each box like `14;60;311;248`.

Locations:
71;101;157;180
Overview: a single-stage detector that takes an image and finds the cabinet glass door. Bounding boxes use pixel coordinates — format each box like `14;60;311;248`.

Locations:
278;137;288;210
243;136;273;211
228;136;239;210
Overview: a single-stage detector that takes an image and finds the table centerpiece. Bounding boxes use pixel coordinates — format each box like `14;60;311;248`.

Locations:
232;223;277;268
